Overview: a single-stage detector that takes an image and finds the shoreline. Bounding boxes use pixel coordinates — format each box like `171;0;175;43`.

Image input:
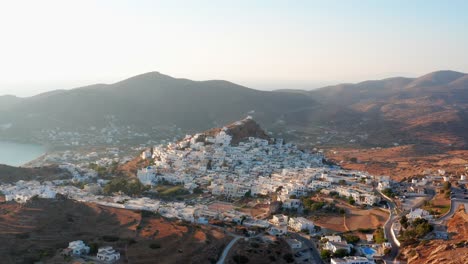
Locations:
21;152;50;167
0;140;49;167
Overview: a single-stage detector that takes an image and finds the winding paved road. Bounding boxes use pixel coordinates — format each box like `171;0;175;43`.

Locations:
381;195;399;264
217;236;241;264
438;187;468;222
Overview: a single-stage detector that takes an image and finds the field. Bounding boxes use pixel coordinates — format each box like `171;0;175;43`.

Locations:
422;191;451;216
0;197;229;264
313;201;389;234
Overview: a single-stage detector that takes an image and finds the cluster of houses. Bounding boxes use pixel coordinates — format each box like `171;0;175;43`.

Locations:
62;240;120;262
137;118;323;193
267;214;315;236
136;121;382;207
406;208;433;220
322;235;352;255
2;180;57;203
59;163;99;182
320;235;382;264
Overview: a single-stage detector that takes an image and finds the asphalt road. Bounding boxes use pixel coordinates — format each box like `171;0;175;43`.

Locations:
290;233;324;264
217;236;241;264
438;187;468;222
377;190;401;264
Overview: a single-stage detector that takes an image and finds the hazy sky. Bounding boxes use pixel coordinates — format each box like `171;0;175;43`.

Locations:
1;0;468;96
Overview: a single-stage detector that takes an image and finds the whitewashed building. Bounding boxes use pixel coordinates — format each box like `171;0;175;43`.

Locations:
67;240;90;256
288;217;314;232
97;246;120;262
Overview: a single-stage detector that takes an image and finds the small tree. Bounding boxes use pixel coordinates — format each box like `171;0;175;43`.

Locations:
320;249;331;259
344;234;360;244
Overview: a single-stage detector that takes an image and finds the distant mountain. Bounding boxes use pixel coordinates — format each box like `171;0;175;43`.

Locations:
406;70;466;88
0;72;316;141
303;70;468;148
0;95;22;111
1;70;467;150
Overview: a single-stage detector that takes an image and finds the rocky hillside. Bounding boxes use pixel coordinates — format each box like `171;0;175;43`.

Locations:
203;117;271;145
301;70;468;149
400;205;468;264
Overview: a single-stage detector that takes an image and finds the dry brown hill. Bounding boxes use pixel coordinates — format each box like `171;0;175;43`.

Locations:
303;70;468;149
0;197;228;264
0;164;70;183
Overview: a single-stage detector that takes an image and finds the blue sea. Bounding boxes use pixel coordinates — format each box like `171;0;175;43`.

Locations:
0;141;46;166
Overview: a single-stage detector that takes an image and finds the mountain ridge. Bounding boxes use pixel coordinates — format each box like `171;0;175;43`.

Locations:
0;72;316;141
0;70;467;150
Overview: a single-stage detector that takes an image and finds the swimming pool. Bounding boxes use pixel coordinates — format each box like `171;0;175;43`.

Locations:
361;246;376;255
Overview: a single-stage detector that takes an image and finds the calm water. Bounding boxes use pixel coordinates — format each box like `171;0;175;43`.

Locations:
0;141;46;166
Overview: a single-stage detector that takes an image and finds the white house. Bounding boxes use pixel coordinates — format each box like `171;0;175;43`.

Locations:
324;241;351;253
137;166;157;186
308;180;331;190
288;217;314;232
67;240;90;256
267;225;287;236
406;208;433;220
141;149;152;160
377;181;390;191
270;214;288;226
282;199;302;210
97;246;120;262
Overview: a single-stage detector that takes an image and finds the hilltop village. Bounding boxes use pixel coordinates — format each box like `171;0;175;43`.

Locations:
1;118;467;264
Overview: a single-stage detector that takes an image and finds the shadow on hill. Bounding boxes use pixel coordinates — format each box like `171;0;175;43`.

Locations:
0;197;140;264
0;165;71;184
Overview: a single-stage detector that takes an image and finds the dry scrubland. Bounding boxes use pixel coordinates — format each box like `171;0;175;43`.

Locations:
225;236;292;264
0;197;229;264
326;145;468;181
